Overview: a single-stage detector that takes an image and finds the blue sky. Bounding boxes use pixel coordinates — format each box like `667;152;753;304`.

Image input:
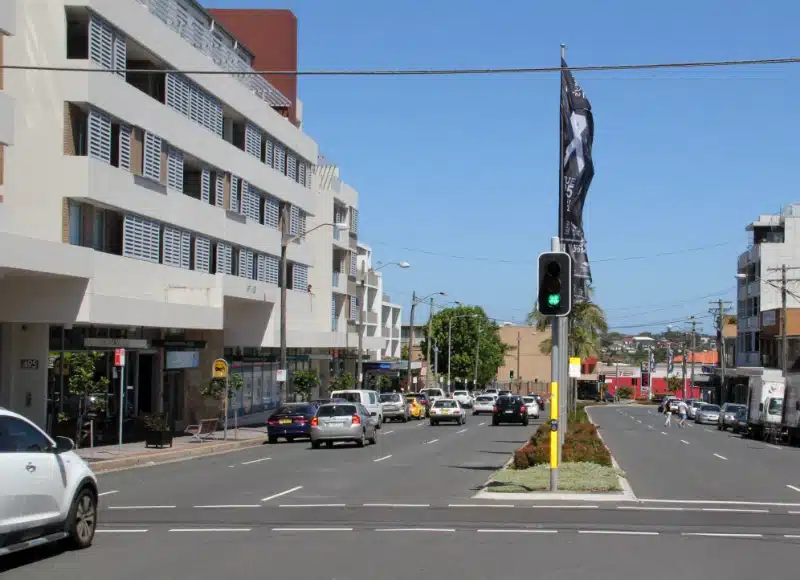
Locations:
206;0;799;333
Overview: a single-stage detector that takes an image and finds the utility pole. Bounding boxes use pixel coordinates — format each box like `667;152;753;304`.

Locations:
473;320;482;388
434;339;439;382
426;297;435;388
405;291;417;392
516;331;521;384
356;260;366;388
709;298;732;403
689;317;697;398
279;206;290;404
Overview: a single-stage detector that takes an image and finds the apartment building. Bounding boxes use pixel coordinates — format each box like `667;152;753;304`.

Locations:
0;1;12;195
354;244;403;361
736;204;800;369
0;0;380;430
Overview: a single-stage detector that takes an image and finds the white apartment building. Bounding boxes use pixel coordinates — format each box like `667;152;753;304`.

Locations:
354;244;403;361
736;204;800;368
0;0;381;431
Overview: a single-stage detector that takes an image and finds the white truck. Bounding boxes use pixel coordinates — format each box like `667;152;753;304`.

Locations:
782;374;800;445
746;370;785;440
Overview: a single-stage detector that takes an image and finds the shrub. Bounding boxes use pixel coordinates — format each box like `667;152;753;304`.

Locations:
513;449;530;470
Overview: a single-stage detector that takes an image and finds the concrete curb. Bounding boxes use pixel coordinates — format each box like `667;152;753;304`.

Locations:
89;438;265;474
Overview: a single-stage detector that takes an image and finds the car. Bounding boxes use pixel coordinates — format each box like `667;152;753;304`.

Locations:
603;392;615;403
533;394;546;410
310;403;378;448
420;388;446;405
730;407;749;434
404;394;426;420
497;390;513;397
695;404;721;425
380;392;409;422
1;408;99;556
687;400;704;419
452;390;473;408
667;399;683;413
492;395;529;427
429;399;466;426
267;403;320;443
472;394;497;415
522;396;541;419
718;403;747;431
329;390;383;427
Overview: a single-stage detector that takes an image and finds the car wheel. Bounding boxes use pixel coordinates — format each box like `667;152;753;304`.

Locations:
66;487;97;550
311;440;321;449
492;419;499;426
268;436;278;444
286;436;295;442
326;441;334;448
376;417;382;429
356;432;366;448
369;429;378;445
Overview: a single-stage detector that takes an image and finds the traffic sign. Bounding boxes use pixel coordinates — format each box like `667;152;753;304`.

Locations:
568;357;581;378
114;348;126;367
212;358;229;379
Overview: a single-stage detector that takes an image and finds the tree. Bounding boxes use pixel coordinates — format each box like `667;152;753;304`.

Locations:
330;372;355;392
617;387;633;399
201;372;244;401
667;376;682;394
400;344;409;360
66;352;109;449
418;305;510;386
528;291;608;359
371;374;391;391
292;370;320;402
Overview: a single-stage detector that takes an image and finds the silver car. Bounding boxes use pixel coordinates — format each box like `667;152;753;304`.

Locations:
380;393;409;423
687;400;704;419
695;404;721;425
718;403;746;431
311;403;378;448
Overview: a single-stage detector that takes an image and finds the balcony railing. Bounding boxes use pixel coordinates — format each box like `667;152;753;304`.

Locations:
366;312;378;325
134;0;292;108
332;271;340;288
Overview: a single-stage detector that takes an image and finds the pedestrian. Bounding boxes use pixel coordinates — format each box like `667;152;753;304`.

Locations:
678;400;688;428
664;401;673;427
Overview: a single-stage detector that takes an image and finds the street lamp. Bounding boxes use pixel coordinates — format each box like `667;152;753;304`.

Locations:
279;220;348;403
357;260;410;388
405;291;446;391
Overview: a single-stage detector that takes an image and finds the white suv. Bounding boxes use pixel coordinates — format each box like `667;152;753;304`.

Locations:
0;408;99;557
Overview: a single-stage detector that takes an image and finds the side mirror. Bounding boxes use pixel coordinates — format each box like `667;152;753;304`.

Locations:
370;412;378;417
54;436;75;454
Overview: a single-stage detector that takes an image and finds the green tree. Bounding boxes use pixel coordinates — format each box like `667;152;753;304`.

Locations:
202;372;244;401
66;352;109;449
528;292;608;359
667;376;682;394
292;370;320;402
418;305;510;386
330;371;355;392
617;387;633;399
400;344;409;360
371;374;391;391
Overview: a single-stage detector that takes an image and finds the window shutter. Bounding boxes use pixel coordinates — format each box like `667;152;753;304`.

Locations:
87;108;111;163
214;172;224;208
166;146;184;192
216;242;232;275
112;31;126;78
118;123;132;171
298;210;307;237
229;175;240;212
292;264;308;292
350;208;359;234
244;123;262;158
331;296;338;331
180;230;192;269
264;138;273;167
143;132;162;181
189;84;202;125
349;296;357;320
298;161;305;186
88;16;113;70
243;181;259;221
264;254;279;285
194;236;211;272
256;254;266;282
305;163;313;188
165;74;182;115
273;143;286;174
122;214;160;263
162;226;183;267
350;252;357;276
287;153;297;181
289;205;299;235
237;247;248;278
263;196;280;229
178;76;191;118
245;249;254;279
200;168;211;203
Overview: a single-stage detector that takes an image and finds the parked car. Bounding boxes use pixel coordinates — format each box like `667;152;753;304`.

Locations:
695;404;721;425
429;399;466;426
667;399;683;413
658;395;677;413
492;395;530;427
719;403;747;431
687;400;704;419
731;407;749;434
522;396;541;419
452;390;474;408
329;390;383;427
380;393;409;423
533;394;546;409
267;403;320;443
1;408;99;556
310;403;378;448
473;394;497;415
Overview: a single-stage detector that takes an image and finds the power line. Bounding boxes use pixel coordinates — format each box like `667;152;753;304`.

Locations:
607;312;711;330
2;55;799;76
608;287;737;320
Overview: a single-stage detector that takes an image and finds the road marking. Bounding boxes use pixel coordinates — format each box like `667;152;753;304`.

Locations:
363;503;430;508
788;485;800;493
680;440;690;445
704;428;714;433
617;506;687;512
374;454;393;463
479;422;486;426
641;499;800;507
456;428;468;434
416;422;426;427
98;490;119;497
279;504;346;508
682;533;762;538
766;444;781;450
648;426;653;429
383;430;395;435
107;506;175;510
272;527;352;532
636;420;642;424
701;508;769;513
477;529;557;534
449;504;515;508
425;439;439;444
193;504;261;509
96;529;148;533
376;528;455;533
784;534;800;538
578;530;659;536
713;453;728;461
241;457;271;465
169;528;252;533
661;432;668;435
530;505;599;509
261;485;303;503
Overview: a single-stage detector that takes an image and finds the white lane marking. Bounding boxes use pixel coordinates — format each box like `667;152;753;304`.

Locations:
193;504;261;509
373;454;393;463
687;423;693;427
617;506;687;512
383;430;395;435
98;490;119;497
456;428;468;434
641;499;800;507
479;422;486;426
648;426;653;429
784;534;800;538
579;530;659;536
279;504;346;508
788;511;800;514
682;533;762;538
704;428;714;433
96;529;148;533
787;485;800;494
416;422;426;427
713;453;728;461
241;457;271;465
272;527;353;532
376;528;456;532
636;420;642;424
107;506;175;510
169;528;252;533
448;504;515;508
228;465;236;468
363;503;430;508
261;485;303;503
661;432;668;435
425;438;439;444
530;505;599;509
477;529;557;534
680;440;690;445
701;508;769;513
766;444;781;450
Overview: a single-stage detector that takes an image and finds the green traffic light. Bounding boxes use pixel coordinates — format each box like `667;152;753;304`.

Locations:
547;294;561;306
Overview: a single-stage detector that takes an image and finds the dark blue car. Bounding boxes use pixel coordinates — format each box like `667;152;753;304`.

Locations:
267;403;319;443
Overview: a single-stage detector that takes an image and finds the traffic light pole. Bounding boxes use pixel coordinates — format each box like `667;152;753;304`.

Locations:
550;236;564;486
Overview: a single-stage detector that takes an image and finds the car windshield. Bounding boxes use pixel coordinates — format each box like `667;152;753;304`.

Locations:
727;405;745;412
333;392;361;403
317;405;357;417
476;396;494;403
496;397;519;408
768;399;783;414
381;394;402;403
454;391;468;396
523;397;535;403
274;405;312;415
701;405;720;412
434;400;457;408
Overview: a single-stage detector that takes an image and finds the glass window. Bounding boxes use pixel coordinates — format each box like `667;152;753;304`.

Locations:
68;202;82;245
317;405;357;417
768;398;783;415
0;417;52;453
381;394;402;403
434;400;457;408
92;208;105;251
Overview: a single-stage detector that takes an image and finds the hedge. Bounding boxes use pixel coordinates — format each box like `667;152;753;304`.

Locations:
512;419;611;470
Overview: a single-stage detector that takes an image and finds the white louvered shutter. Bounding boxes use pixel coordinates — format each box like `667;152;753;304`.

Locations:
162;226;182;267
88;16;113;70
143;132;162;181
349;297;357;320
243;181;258;221
180;231;192;270
165;74;182;115
256;254;266;282
298;161;305;186
264;254;279;285
167;147;184;192
113;31;126;78
194;236;211;272
292;264;308;292
245;123;261;158
87;109;111;163
273;143;286;174
119;123;132;171
264;138;273;167
189;84;202;125
298;211;307;237
200;168;211;203
350;253;357;276
304;163;312;188
289;205;299;235
287;154;297;181
331;296;337;330
237;248;248;278
229;175;240;213
214;172;225;208
263;196;280;229
122;214;160;263
350;208;359;234
216;243;232;275
245;249;254;279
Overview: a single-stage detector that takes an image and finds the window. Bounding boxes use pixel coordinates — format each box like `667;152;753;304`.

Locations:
215;242;233;275
143;132;162;181
194;236;211;273
257;254;279;285
123;214;161;263
350;208;359;234
165;73;223;136
289;205;299;235
213;171;225;208
273;143;286;174
229;175;241;213
0;417;52;453
88;108;112;163
292;263;308;292
263;196;280;229
68;202;82;245
244;122;262;158
166;146;184;192
162;226;190;269
316;405;357;417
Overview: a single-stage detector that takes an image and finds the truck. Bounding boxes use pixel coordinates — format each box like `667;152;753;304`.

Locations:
746;370;784;441
782;374;800;445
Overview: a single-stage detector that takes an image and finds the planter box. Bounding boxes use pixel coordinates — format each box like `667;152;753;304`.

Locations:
144;430;173;449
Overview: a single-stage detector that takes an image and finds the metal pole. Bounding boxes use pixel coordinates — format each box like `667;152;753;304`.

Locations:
516;331;521;382
406;291;417;391
59;327;66;416
426;297;435;387
473;320;481;388
782;264;789;379
681;334;687;398
434;339;439;380
549;238;561;491
117;360;125;455
223;375;229;440
357;261;365;388
690;317;697;397
448;320;452;389
558;44;570;440
279;237;289;404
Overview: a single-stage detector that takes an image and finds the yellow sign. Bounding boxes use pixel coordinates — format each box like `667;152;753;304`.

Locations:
569;357;581;366
550;381;559;469
212;358;229;379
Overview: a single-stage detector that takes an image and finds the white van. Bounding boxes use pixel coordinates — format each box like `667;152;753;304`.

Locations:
420;388;445;403
329;390;383;427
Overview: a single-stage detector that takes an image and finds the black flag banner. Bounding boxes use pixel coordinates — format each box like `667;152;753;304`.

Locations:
560;58;594;303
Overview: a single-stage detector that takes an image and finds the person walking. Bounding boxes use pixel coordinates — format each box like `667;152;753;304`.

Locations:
664;400;673;428
677;400;689;428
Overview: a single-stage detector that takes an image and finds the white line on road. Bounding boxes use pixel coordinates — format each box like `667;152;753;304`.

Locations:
479;422;486;426
425;439;439;444
261;485;303;503
787;485;800;493
617;507;688;512
272;527;352;532
363;503;430;508
448;504;515;508
98;490;119;497
704;428;714;433
713;453;728;461
785;534;800;538
373;454;393;463
416;422;426;427
636;420;642;424
456;428;468;434
107;506;175;510
169;528;252;533
383;430;395;435
279;504;346;508
766;444;781;450
529;505;599;509
477;529;557;534
96;529;148;533
661;432;668;435
701;508;769;513
682;533;762;538
241;457;271;465
641;499;800;507
648;426;653;429
579;530;659;536
681;440;690;445
193;504;261;509
376;528;456;533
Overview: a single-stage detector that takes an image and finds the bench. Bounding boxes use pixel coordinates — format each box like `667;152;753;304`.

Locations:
185;418;219;443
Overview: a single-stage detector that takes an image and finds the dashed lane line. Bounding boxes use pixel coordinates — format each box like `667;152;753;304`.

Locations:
701;508;769;514
713;453;728;461
682;533;762;539
479;422;487;426
98;490;119;497
373;454;393;463
579;530;659;536
241;457;272;465
448;504;515;508
363;503;430;508
261;485;303;503
681;440;690;444
376;528;456;533
425;439;439;445
272;527;353;532
661;432;668;435
383;430;395;435
107;506;175;510
477;529;557;534
96;529;148;533
169;528;252;533
279;504;346;508
193;504;261;509
787;485;800;494
456;428;468;434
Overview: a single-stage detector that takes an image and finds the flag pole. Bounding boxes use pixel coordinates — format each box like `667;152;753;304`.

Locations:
557;43;568;455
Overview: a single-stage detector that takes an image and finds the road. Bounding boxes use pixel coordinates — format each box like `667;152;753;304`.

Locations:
4;405;800;579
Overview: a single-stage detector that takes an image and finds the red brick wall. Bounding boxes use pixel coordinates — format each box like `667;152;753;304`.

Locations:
208;9;298;125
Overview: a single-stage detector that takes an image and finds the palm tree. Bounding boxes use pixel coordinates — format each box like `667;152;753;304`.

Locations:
528;288;608;359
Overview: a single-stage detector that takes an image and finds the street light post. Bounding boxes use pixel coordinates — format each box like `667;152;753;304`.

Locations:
405;291;446;391
279;220;348;403
473;319;482;389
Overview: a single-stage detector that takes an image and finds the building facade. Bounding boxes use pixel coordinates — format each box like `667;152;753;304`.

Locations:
495;325;551;384
0;0;381;432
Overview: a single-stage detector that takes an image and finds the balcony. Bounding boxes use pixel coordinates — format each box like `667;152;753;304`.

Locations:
332;270;346;294
392;328;400;338
382;327;392;338
365;311;378;325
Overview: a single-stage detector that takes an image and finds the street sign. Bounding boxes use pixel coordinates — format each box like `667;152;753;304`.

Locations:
568;357;581;378
640;360;651;390
212;358;229;379
114;348;126;367
277;369;287;382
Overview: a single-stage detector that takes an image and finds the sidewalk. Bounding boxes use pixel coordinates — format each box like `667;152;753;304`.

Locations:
76;426;267;473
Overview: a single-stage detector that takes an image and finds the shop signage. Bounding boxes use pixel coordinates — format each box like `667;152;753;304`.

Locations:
152;339;208;349
20;358;39;370
166;350;200;370
212;358;229;379
277;369;287;382
84;338;149;349
114;348;126;367
569;357;581;378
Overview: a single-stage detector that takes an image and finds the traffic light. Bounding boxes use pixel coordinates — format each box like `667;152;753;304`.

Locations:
537;252;572;316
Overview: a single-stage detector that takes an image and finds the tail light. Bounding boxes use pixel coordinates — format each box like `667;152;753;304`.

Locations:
352;414;361;425
311;417;319;427
268;418;279;425
493;406;498;413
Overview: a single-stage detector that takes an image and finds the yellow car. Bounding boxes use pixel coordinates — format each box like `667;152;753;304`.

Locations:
405;396;425;420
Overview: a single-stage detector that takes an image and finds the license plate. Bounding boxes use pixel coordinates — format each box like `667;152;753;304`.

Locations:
505;410;514;414
442;410;449;414
280;419;291;424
